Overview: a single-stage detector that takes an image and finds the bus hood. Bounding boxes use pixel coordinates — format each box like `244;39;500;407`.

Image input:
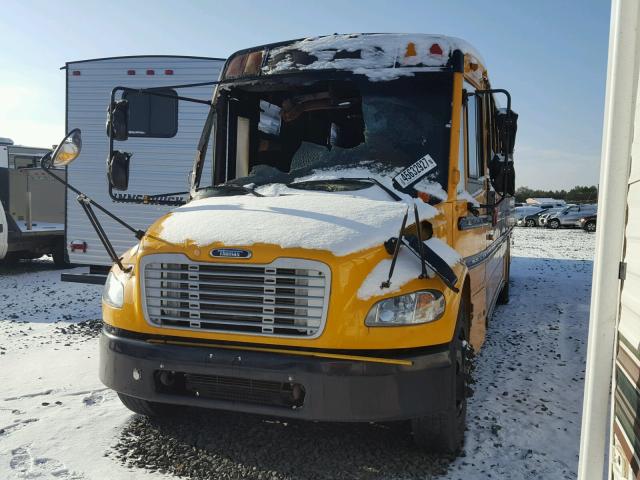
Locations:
149;192;439;257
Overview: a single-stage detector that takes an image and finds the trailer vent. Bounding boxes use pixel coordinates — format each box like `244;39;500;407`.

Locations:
141;254;330;338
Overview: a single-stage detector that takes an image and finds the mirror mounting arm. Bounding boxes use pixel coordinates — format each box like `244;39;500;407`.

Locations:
77;195;130;272
41;159;144;240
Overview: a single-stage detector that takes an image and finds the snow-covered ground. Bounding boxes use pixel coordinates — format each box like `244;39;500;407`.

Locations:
449;228;594;479
0;228;594;479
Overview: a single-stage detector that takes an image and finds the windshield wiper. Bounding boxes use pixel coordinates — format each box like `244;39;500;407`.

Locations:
288;177;401;201
195;184;264;199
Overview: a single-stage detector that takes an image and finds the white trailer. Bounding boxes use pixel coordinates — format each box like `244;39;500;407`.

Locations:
0;140;66;264
62;55;225;283
578;0;640;479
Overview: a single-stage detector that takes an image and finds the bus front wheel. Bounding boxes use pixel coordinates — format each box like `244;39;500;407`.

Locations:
411;299;469;454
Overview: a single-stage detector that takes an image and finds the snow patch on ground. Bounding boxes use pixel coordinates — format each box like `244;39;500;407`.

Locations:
0;258;164;480
0;229;596;479
449;228;594;479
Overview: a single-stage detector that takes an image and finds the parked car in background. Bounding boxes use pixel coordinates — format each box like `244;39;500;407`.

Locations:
515;206;543;224
522;207;565;227
539;205;574;227
579;214;597;232
546;204;598;229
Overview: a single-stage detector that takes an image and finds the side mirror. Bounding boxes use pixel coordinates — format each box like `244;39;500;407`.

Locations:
489;154;515;196
106;100;129;141
50;129;82;167
107;151;131;191
488;108;518;197
496;109;518;156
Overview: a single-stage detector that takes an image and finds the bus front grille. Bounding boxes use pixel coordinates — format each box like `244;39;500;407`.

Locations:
141;254;330;338
156;371;306;409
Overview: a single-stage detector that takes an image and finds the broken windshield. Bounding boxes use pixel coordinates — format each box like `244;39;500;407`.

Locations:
199;72;453;196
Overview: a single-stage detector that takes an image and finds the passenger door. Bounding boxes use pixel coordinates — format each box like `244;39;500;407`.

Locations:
479;92;506;316
453;88;490;347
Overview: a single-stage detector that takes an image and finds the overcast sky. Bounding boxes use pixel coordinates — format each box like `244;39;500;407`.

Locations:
0;0;610;190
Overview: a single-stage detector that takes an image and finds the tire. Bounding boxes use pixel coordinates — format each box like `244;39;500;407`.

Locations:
584;220;596;233
497;244;510;305
548;219;560;229
412;298;469;454
525;219;536;227
52;238;69;268
0;252;20;266
117;392;179;416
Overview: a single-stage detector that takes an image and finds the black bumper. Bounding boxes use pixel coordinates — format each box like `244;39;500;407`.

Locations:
99;329;454;422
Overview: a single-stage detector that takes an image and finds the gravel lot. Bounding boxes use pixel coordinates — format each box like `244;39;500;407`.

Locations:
0;228;595;479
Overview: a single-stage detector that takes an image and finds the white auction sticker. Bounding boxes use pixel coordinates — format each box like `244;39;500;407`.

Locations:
393;154;437;189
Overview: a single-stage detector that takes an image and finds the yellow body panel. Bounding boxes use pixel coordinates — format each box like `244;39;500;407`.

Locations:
102;53;509;355
105;204;467;351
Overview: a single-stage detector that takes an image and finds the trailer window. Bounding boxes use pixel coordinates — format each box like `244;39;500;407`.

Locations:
12;155;39;169
123;89;178;138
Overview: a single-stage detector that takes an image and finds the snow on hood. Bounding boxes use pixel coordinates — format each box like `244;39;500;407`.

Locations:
269;163;448;203
357;237;462;300
155;193;438;257
264;33;485;82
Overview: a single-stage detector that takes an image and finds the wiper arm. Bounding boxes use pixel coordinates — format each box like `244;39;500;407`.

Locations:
200;184;264;197
354;177;402;201
382;204;459;292
288;177;402;201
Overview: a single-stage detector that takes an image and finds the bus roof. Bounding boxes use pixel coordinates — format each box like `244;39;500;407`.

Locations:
223;33;486;83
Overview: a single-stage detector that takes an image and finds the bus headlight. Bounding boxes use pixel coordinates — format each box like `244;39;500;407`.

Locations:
102;271;125;308
365;290;445;326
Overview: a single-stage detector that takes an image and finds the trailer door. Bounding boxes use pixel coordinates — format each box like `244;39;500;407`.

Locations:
611;92;640;480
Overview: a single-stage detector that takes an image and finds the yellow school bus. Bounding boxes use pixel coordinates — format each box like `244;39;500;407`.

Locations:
65;34;518;453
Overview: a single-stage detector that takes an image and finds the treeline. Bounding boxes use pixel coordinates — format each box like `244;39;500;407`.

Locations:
515;185;598;204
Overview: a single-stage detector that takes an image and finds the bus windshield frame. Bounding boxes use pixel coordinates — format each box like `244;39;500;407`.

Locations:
192;70;454;197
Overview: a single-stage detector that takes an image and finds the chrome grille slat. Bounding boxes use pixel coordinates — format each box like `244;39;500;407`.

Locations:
145;295;324;311
146;266;325;281
145;278;326;291
152;315;320;331
147;306;323;321
145;286;325;300
141;254;330;338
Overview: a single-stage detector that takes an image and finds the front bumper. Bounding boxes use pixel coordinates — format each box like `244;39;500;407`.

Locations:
99;328;454;422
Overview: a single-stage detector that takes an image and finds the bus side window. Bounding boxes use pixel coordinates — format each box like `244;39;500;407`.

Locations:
457;97;466;194
466;95;480;178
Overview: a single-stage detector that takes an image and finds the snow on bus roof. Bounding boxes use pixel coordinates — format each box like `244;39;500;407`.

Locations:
263;33;485;81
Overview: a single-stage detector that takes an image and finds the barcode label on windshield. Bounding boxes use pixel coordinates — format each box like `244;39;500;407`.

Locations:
393;155;437;189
